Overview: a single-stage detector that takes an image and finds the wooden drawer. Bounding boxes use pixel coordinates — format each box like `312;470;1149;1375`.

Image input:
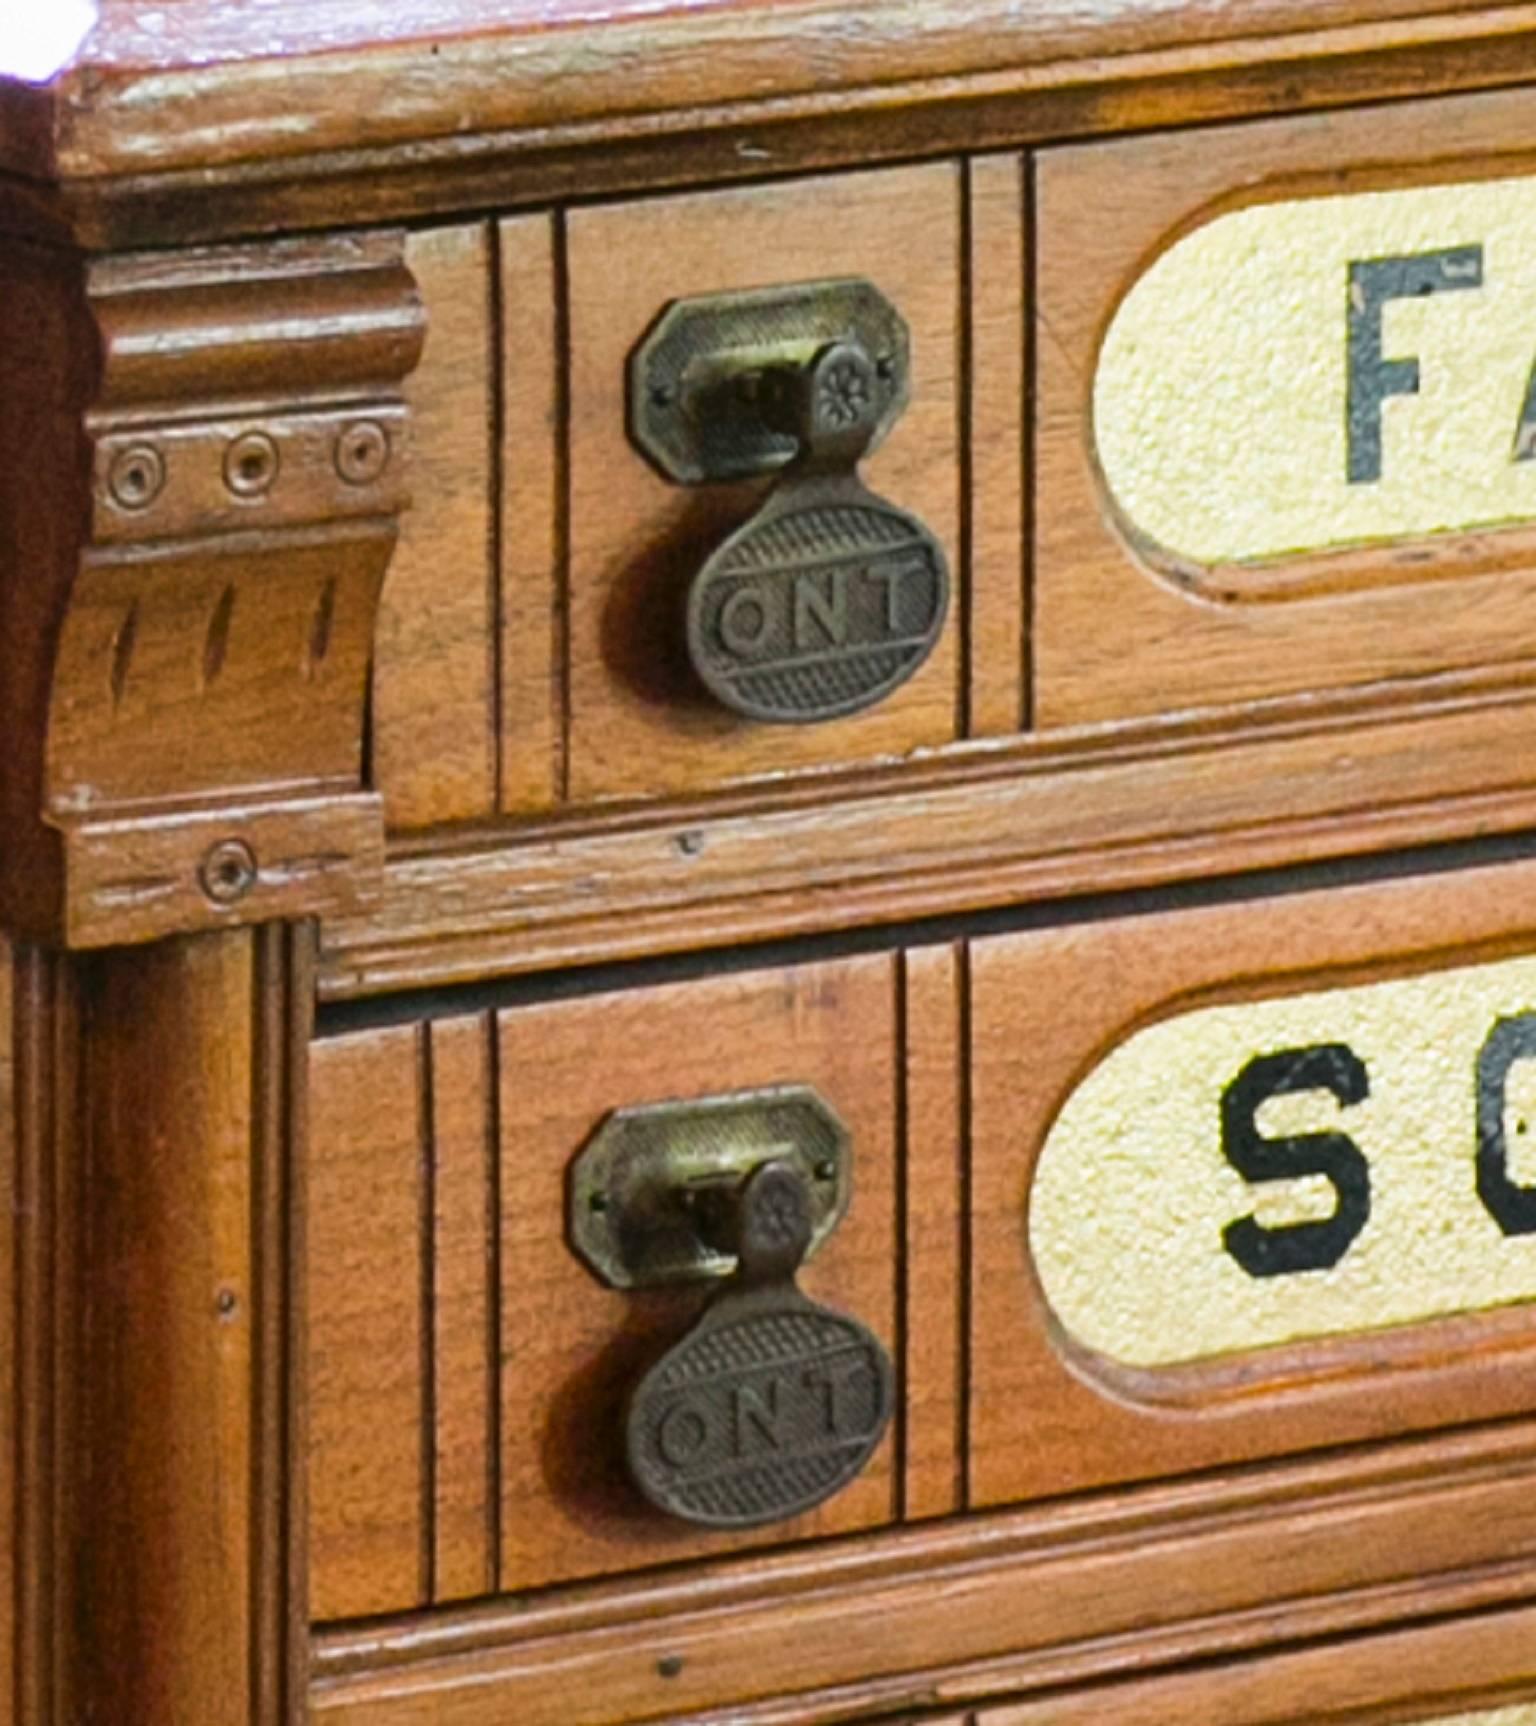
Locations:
970;856;1536;1509
305;860;1536;1713
564;165;965;800
311;850;1536;1635
308;951;910;1618
375;167;975;829
338;92;1536;1007
1035;89;1536;729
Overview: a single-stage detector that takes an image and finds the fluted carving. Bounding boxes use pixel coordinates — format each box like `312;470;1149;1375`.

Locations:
0;229;425;946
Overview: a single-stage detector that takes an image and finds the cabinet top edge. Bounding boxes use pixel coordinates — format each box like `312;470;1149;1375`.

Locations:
2;0;1531;199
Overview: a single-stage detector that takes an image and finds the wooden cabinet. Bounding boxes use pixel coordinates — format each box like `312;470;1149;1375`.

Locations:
9;5;1536;1726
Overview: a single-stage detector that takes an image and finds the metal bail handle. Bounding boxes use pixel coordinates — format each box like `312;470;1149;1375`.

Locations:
623;1160;896;1530
628;277;950;725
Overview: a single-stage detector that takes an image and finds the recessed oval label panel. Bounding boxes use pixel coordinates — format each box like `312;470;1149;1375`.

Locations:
1422;1712;1536;1726
1031;951;1536;1369
1094;173;1536;574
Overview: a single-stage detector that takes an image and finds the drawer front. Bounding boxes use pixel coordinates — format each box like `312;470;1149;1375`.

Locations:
341;97;1536;1011
564;165;964;799
1036;88;1536;729
970;857;1536;1508
308;952;913;1619
313;852;1536;1632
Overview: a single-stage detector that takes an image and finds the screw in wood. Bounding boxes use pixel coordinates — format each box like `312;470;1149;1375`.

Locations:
107;444;167;511
199;838;259;906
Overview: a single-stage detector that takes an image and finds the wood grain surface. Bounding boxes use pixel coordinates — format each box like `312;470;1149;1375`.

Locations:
969;852;1536;1508
498;213;564;815
323;665;1536;998
308;1011;503;1619
564;164;961;800
311;1418;1536;1725
77;937;265;1725
8;0;1536;191
372;224;499;829
310;1023;428;1621
900;943;966;1521
370;160;1016;820
430;1015;499;1604
6;929;311;1726
0;228;423;950
965;154;1029;738
308;955;907;1616
1034;86;1536;733
15;6;1536;1725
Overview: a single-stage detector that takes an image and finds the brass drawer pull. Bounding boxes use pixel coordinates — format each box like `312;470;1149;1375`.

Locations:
630;279;950;725
570;1088;895;1529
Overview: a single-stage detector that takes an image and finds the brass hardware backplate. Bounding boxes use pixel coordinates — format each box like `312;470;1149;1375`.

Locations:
568;1085;851;1290
630;279;911;485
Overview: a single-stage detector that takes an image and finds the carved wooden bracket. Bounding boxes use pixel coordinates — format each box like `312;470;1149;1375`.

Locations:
0;230;425;948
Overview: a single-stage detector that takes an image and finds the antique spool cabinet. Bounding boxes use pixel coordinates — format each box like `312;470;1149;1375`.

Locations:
9;3;1536;1724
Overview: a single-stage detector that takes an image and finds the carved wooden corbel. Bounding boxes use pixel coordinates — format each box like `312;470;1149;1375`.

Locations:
0;229;425;948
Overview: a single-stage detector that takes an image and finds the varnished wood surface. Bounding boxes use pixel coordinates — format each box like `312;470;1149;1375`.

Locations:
324;666;1536;997
372;225;498;829
900;944;966;1521
498;214;564;816
309;1023;429;1621
1034;87;1536;731
11;4;1536;246
368;160;1028;822
12;3;1536;1722
7;928;311;1726
0;228;423;949
966;155;1029;739
3;0;1533;183
309;852;1536;1642
310;1418;1536;1724
969;853;1536;1507
309;957;903;1616
565;164;961;800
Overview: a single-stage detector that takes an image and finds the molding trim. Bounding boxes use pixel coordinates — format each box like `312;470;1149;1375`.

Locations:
6;11;1536;246
321;662;1536;998
0;230;423;949
311;1417;1536;1726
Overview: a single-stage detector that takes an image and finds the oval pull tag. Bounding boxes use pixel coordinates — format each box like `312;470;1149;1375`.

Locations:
626;1286;894;1528
688;476;949;724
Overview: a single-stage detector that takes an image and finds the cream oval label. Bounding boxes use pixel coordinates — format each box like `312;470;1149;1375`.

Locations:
1030;952;1536;1369
1094;173;1536;571
1411;1712;1536;1726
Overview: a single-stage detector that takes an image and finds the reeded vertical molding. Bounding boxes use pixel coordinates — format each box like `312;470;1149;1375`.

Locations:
9;926;312;1726
11;947;75;1726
